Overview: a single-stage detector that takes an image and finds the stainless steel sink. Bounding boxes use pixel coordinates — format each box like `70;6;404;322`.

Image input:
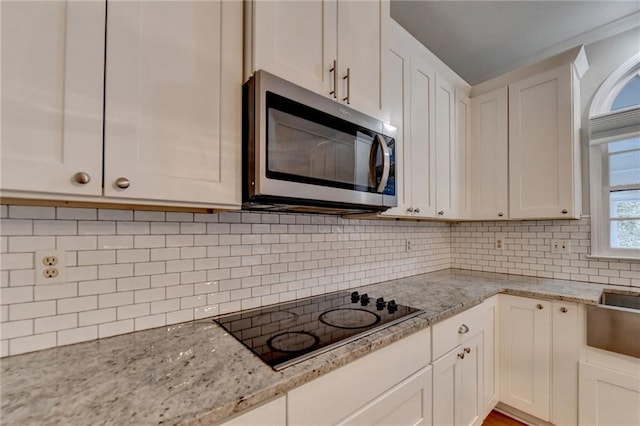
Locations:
587;290;640;358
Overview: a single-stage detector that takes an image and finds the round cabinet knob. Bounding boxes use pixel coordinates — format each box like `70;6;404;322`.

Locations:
458;324;470;334
407;207;414;213
415;208;420;213
438;210;444;216
115;177;131;189
562;209;568;214
73;172;91;184
498;212;504;217
537;304;544;310
464;347;471;354
458;352;465;360
560;307;568;313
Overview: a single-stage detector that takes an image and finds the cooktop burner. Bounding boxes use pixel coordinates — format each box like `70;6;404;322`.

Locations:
212;291;422;370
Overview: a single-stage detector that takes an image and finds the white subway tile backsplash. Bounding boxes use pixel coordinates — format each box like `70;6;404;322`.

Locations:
79;308;116;326
98;319;133;338
10;332;56;355
58;326;97;346
2;206;454;355
1;319;33;339
34;283;77;301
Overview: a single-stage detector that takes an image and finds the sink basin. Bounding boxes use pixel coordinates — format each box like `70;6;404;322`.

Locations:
600;290;640;310
587;290;640;358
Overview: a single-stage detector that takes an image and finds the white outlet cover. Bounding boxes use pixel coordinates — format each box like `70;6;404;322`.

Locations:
35;250;66;285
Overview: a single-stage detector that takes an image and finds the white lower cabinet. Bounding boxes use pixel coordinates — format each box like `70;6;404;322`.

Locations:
433;333;484;426
288;327;431;425
579;362;640;426
221;396;286;426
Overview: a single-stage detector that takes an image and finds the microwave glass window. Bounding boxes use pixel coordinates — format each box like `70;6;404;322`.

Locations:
266;92;393;194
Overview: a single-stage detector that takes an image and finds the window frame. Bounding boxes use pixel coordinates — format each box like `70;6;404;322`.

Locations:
589;53;640;259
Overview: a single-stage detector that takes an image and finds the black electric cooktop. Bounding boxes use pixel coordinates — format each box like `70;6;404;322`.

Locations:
212;291;423;370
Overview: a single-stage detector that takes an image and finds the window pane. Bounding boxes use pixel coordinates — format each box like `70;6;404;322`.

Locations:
610;190;640;218
611;75;640;111
611;219;640;248
609;149;640;186
609;137;640;153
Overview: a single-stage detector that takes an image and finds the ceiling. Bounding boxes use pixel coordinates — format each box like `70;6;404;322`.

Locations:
391;1;640;85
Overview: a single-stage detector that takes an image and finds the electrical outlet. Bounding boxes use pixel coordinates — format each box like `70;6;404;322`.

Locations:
406;240;412;252
551;240;571;254
35;250;66;284
495;238;504;251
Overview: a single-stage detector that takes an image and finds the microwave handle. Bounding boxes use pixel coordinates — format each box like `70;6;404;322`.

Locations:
375;135;391;193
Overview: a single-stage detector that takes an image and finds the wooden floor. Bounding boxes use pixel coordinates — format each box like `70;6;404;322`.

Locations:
482;410;527;426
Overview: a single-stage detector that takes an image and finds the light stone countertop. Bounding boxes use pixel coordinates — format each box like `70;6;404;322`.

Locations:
1;269;635;425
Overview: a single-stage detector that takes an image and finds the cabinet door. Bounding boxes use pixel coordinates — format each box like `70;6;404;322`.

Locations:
340;367;433;426
435;75;455;219
509;65;576;219
409;54;437;218
337;0;386;120
380;24;411;218
221;396;285;426
1;1;105;196
459;333;484;426
468;87;508;220
250;0;337;98
579;362;640;426
499;295;551;420
433;346;460;426
454;91;470;219
482;296;499;417
551;301;579;426
104;1;241;207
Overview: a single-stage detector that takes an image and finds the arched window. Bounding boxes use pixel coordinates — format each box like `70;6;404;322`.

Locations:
589;53;640;259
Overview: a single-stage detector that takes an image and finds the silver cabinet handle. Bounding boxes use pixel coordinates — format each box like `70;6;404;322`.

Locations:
342;68;350;104
329;59;337;99
115;177;130;189
498;212;504;217
464;347;471;354
438;210;444;216
73;172;91;184
562;209;568;214
560;307;568;313
458;352;465;359
537;304;544;310
415;208;420;213
407;207;414;213
458;324;469;334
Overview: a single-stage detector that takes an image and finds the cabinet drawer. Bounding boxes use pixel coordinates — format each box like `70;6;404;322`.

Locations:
288;327;431;425
432;302;484;360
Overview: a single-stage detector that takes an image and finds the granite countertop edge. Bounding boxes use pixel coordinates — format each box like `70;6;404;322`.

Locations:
1;268;635;425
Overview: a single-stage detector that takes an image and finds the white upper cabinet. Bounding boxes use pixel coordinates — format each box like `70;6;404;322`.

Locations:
468;87;509;220
508;64;580;219
2;0;242;209
454;90;470;219
381;24;435;219
1;1;105;196
435;75;456;219
247;0;387;120
104;1;242;207
249;0;336;97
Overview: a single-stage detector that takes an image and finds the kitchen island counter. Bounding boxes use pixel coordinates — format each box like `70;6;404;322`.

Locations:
0;269;629;425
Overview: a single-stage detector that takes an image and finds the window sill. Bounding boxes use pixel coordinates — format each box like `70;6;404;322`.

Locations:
586;254;640;261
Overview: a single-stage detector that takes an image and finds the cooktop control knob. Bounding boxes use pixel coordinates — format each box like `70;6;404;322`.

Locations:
350;291;359;303
387;300;398;314
376;297;386;310
360;294;370;306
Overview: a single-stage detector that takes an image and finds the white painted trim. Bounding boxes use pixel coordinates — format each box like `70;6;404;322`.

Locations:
589;52;640;117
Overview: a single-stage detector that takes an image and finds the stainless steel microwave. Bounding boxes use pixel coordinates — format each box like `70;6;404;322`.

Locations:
243;70;397;214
